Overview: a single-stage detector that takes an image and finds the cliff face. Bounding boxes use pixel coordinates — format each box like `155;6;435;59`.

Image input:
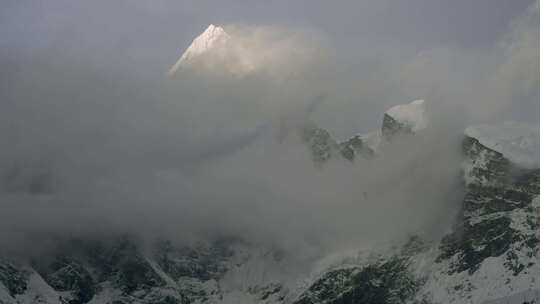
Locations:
424;128;540;303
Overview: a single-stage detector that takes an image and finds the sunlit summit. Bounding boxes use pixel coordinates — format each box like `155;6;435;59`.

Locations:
168;24;231;75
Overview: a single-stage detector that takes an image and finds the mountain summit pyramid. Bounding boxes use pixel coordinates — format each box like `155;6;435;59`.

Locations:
168;23;308;76
168;24;231;75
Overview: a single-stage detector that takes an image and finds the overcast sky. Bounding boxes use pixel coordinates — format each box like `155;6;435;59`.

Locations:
1;0;535;67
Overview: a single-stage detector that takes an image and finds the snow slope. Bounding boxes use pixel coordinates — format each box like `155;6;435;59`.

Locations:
15;271;62;304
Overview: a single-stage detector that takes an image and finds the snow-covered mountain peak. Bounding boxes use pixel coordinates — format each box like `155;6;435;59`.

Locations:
168;24;322;77
465;122;540;169
168;24;231;75
187;24;230;54
385;99;428;132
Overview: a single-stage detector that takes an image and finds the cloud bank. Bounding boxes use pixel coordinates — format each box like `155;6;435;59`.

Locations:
2;1;540;261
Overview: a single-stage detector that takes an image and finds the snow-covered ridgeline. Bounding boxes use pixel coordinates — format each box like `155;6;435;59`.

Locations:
385;99;428;132
465;122;540;169
343;99;428;152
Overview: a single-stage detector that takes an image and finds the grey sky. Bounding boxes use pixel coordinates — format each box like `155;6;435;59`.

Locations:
1;0;535;68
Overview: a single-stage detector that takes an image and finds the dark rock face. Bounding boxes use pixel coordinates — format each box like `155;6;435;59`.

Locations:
462;137;511;186
302;123;372;164
294;237;426;304
248;283;284;302
39;258;96;304
154;239;233;282
438;135;540;275
103;239;167;294
0;261;28;297
339;135;374;161
302;124;340;164
294;259;419;304
381;114;412;141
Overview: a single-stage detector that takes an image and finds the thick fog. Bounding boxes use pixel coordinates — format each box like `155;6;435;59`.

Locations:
2;1;540;259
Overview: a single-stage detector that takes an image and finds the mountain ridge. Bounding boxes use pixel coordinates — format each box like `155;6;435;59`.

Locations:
3;100;540;303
